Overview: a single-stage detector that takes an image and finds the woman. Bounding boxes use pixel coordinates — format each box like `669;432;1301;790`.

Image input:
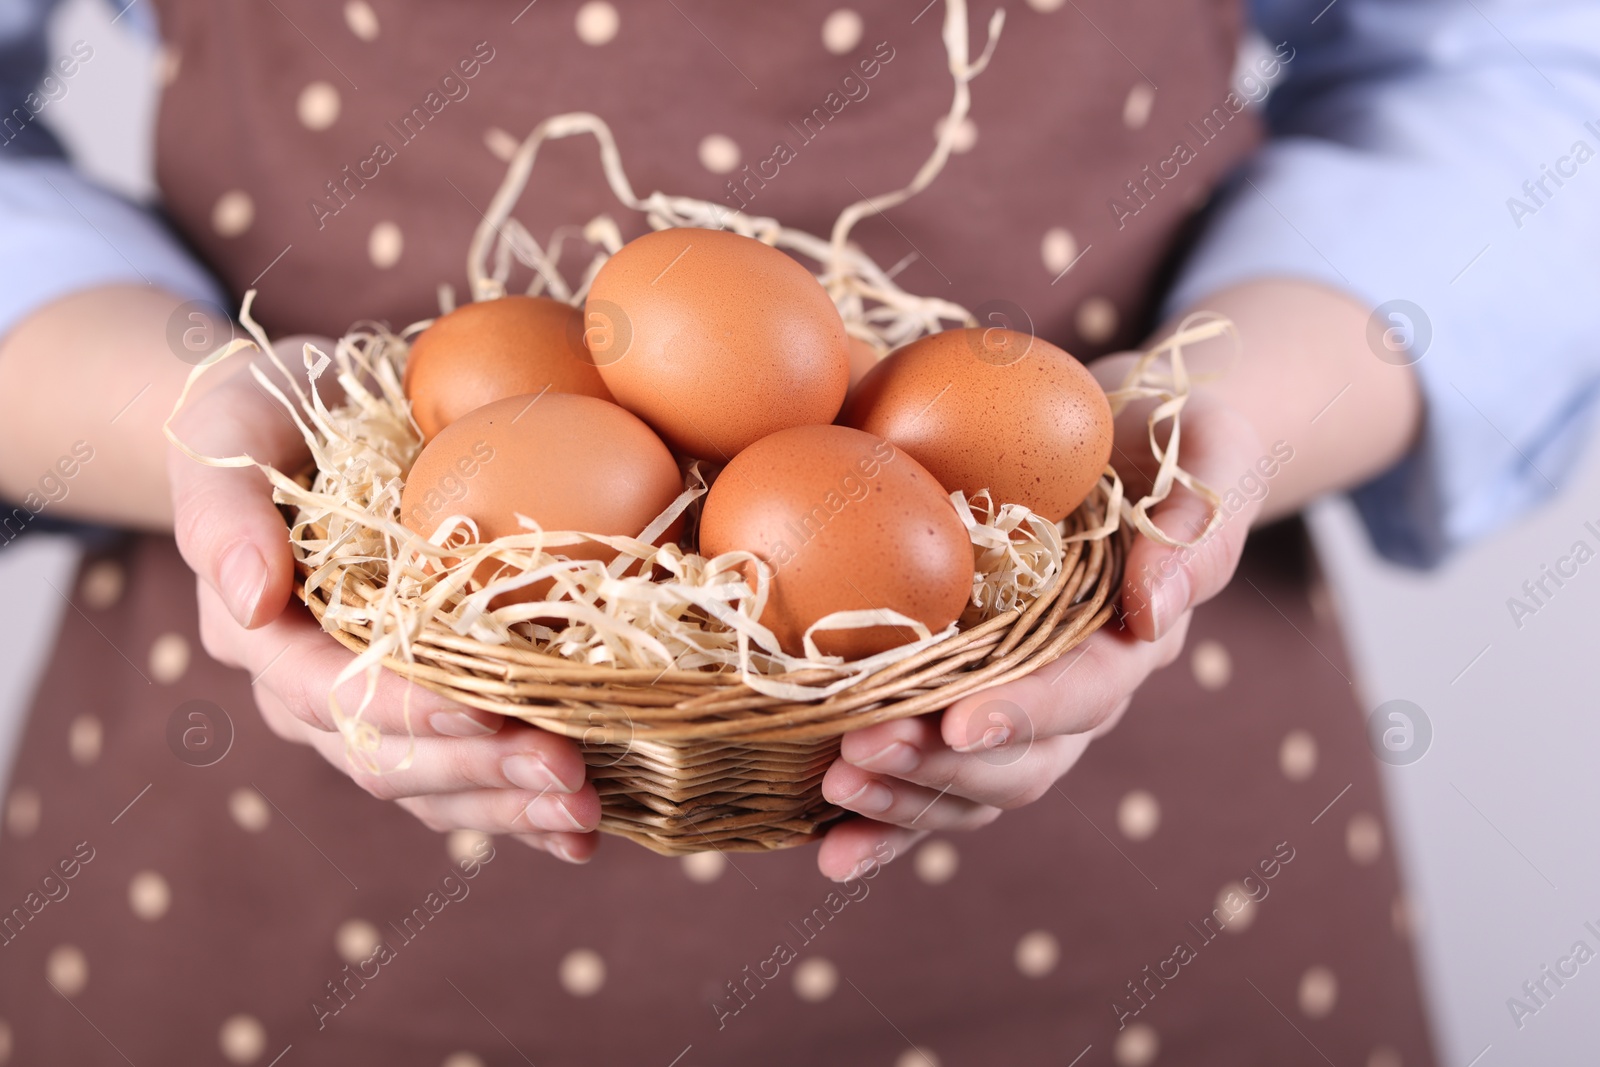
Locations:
0;0;1594;1063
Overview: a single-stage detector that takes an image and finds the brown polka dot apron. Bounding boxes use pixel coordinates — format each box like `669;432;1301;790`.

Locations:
0;3;1439;1065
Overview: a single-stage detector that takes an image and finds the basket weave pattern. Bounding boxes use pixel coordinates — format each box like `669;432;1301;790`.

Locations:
299;497;1125;855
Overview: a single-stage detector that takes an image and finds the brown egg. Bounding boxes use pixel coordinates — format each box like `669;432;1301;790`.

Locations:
403;295;613;442
846;335;882;393
399;393;682;603
699;424;972;660
841;327;1114;521
585;228;851;461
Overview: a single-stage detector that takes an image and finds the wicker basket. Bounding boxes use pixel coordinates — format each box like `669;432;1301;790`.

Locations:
297;493;1126;856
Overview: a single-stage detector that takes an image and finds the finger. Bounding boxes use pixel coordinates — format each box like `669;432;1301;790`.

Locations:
910;612;1190;747
1119;402;1265;640
197;580;511;739
840;716;1095;809
393;785;601;835
168;340;335;629
297;713;590;802
821;758;1001;832
816;818;926;883
510;831;600;865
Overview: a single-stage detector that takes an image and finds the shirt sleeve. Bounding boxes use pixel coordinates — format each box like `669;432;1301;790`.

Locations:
0;0;223;346
1166;0;1600;567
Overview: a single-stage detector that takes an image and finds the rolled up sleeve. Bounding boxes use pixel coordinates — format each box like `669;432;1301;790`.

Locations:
1167;0;1600;567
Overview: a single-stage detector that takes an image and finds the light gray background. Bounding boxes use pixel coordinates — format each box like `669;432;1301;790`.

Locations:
4;1;1597;1062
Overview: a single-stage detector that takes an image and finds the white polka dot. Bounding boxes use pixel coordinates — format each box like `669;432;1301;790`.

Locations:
1123;83;1157;129
219;1014;266;1064
336;918;382;963
913;839;958;885
1075;296;1119;345
1392;894;1415;938
682;850;726;883
442;1055;486;1067
1025;0;1066;11
1040;227;1079;276
559;948;605;996
575;1;619;46
211;191;255;238
896;1049;940;1067
447;829;490;864
344;0;380;41
1014;930;1059;978
368;221;404;269
484;126;520;163
5;787;40;838
297;81;341;131
1299;966;1338;1018
157;44;181;86
1279;729;1318;781
1117;790;1160;841
69;715;102;766
129;870;171;921
46;945;87;997
1347;813;1384;865
933;114;978;154
0;1018;11;1065
1189;639;1232;690
793;956;838;1001
229;788;272;833
821;8;863;54
698;134;741;175
1216;882;1258;933
81;559;125;608
1114;1022;1159;1067
1368;1048;1403;1067
150;632;191;684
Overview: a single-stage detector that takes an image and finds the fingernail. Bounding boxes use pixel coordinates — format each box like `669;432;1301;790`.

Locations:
218;542;268;626
855;740;919;775
504;753;578;794
429;711;497;737
840;780;894;815
1148;571;1190;640
554;840;591;865
525;793;588;832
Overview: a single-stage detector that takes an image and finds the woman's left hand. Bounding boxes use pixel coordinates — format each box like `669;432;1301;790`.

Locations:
816;383;1267;881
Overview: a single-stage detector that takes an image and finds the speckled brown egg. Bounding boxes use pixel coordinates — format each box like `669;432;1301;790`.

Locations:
399;392;682;603
403;295;613;442
585;228;851;461
698;424;972;661
841;327;1114;522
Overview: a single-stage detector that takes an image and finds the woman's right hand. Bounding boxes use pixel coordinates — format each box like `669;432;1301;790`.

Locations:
167;336;602;863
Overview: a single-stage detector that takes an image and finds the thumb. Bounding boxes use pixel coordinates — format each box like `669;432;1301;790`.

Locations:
167;336;333;629
1118;400;1266;642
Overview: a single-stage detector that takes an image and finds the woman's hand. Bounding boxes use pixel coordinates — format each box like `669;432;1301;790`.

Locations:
816;383;1268;881
168;336;602;863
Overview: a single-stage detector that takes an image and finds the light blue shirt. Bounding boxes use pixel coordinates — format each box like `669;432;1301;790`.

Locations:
4;0;1598;567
